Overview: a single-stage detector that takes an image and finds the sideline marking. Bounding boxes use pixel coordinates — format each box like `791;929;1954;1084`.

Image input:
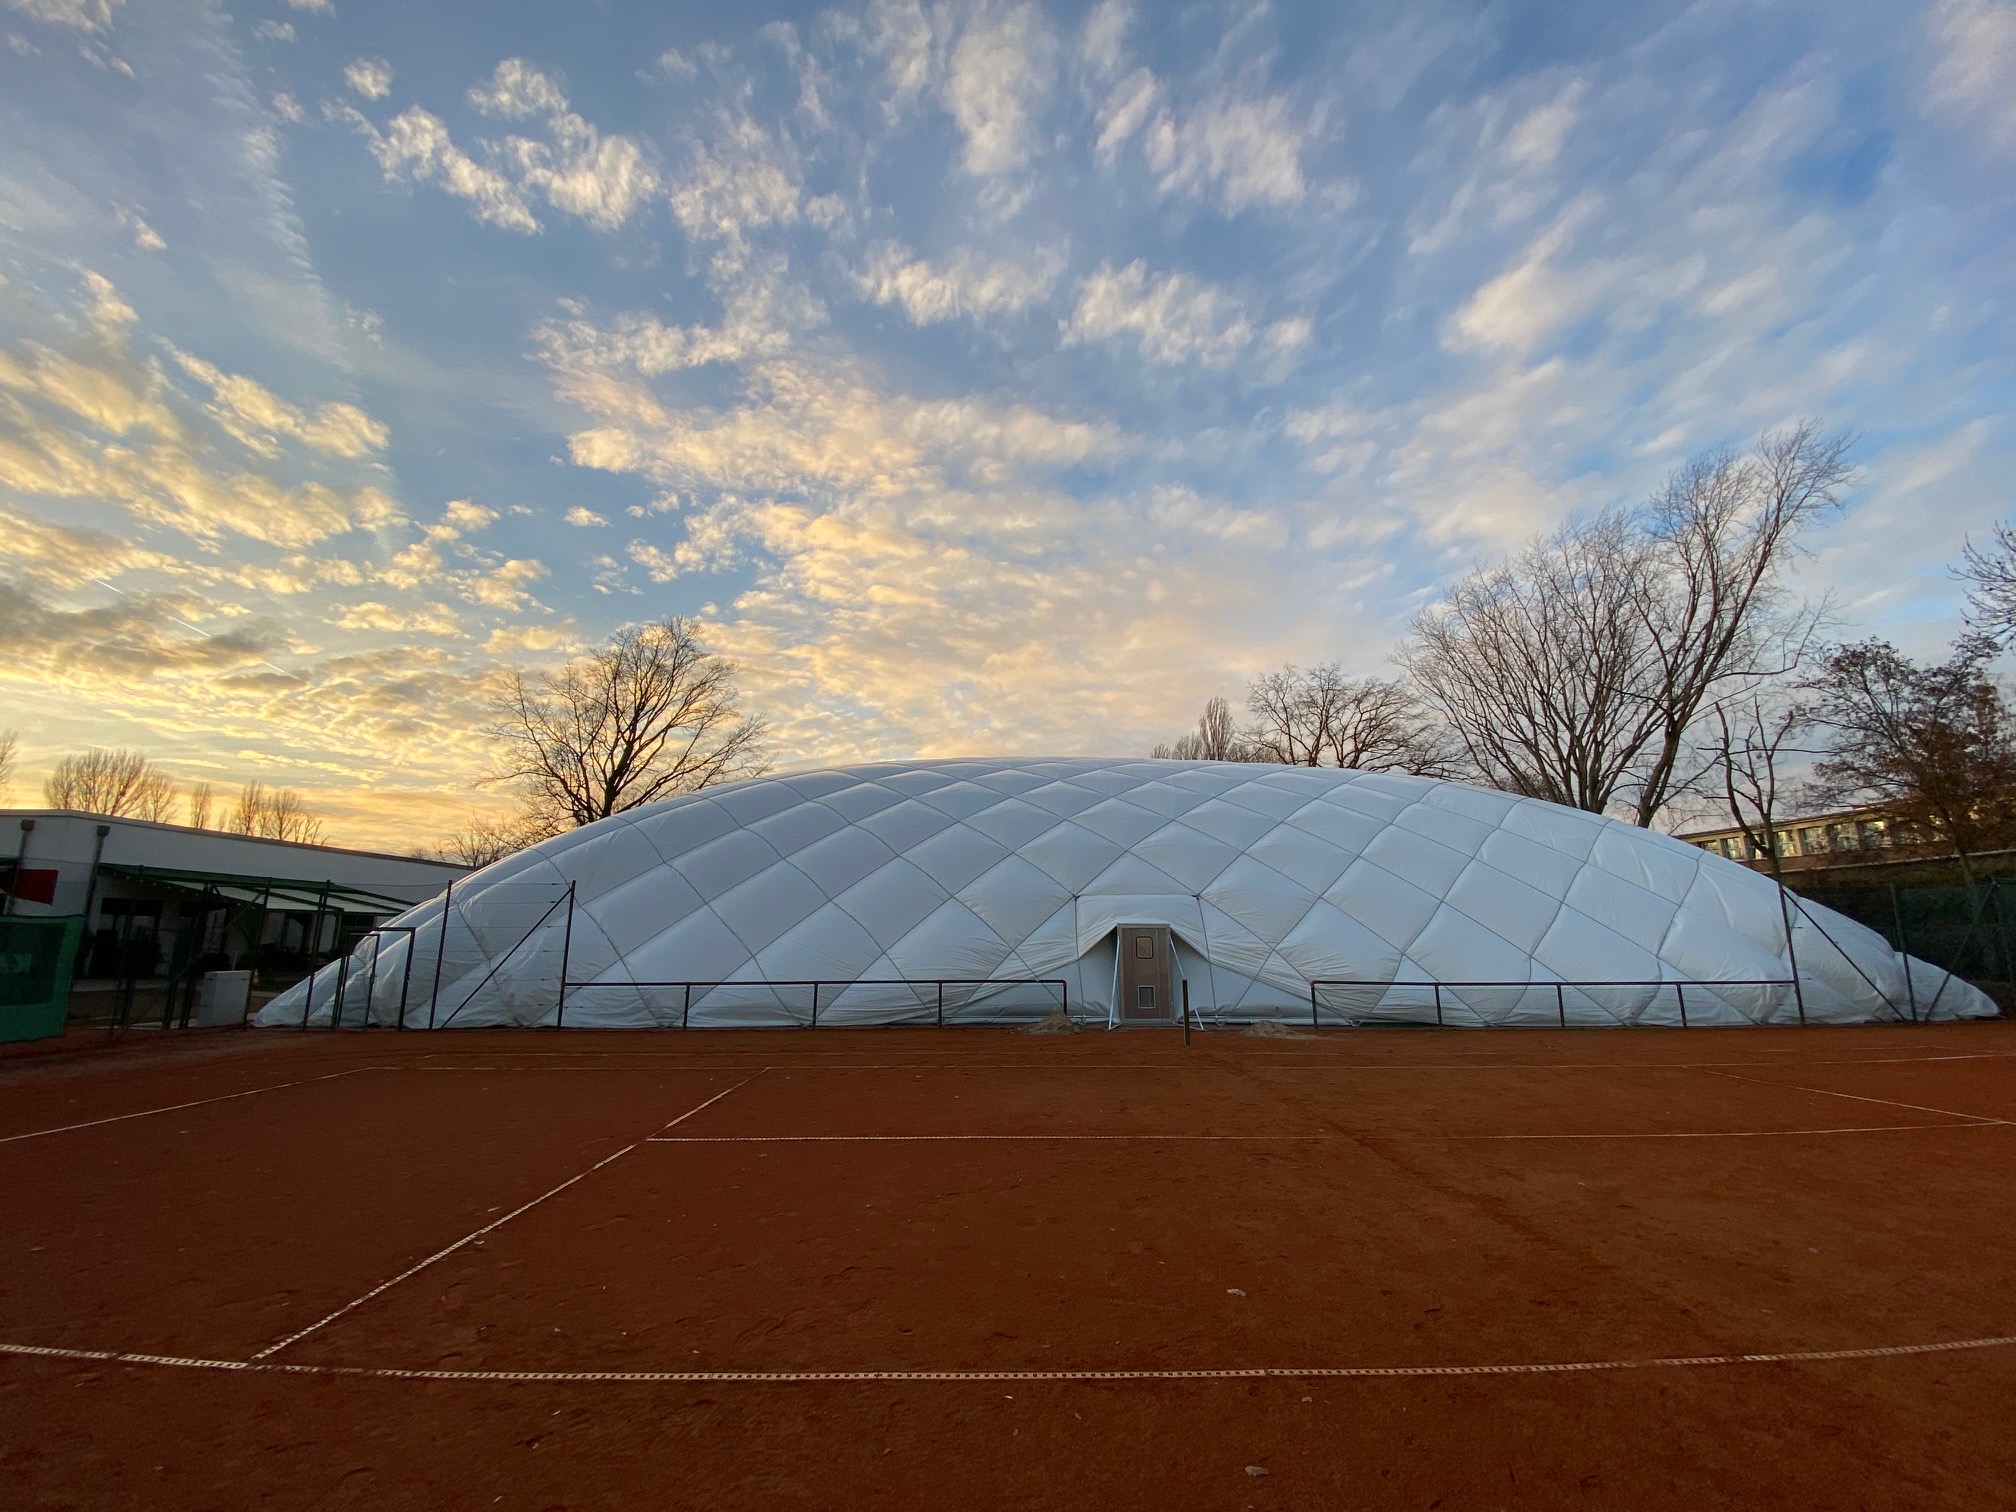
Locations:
647;1122;2009;1145
248;1073;766;1361
1704;1070;2006;1126
0;1067;380;1146
6;1334;2014;1385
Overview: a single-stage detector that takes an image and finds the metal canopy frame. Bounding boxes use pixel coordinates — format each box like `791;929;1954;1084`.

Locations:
95;863;419;916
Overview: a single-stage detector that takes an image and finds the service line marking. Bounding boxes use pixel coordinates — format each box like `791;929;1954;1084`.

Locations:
0;1067;383;1146
248;1072;766;1361
6;1333;2014;1385
1703;1069;2008;1126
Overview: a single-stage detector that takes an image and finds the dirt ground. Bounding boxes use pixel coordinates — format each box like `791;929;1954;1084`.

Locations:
3;1021;2013;1509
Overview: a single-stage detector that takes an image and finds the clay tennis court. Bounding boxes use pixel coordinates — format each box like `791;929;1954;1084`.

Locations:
4;1022;2015;1509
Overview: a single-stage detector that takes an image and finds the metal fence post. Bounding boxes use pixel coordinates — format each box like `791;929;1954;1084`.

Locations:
1182;978;1192;1046
682;981;692;1030
1675;981;1687;1027
936;980;944;1026
1775;883;1809;1027
1310;980;1320;1030
810;980;819;1028
1891;884;1918;1022
555;882;575;1030
1432;982;1444;1026
331;949;350;1031
1555;982;1566;1028
427;878;452;1030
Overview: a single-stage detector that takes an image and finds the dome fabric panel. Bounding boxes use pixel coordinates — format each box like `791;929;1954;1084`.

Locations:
255;758;1998;1030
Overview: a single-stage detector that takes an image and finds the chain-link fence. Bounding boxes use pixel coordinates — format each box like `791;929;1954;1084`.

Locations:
1796;879;2016;1014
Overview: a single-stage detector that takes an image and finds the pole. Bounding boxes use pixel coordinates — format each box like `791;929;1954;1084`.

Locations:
428;879;452;1030
1310;980;1319;1030
5;818;33;916
936;980;944;1027
1432;982;1444;1027
810;980;820;1028
1675;981;1688;1028
251;882;271;993
683;981;692;1030
331;948;350;1032
1182;978;1191;1046
362;932;384;1030
1995;879;2016;1015
396;925;416;1030
1891;884;1918;1022
1776;882;1809;1027
1555;982;1566;1028
555;882;575;1030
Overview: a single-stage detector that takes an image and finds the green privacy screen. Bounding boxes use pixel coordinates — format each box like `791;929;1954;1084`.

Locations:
0;915;83;1043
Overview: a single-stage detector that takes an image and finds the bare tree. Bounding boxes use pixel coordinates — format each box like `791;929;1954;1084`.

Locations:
429;812;557;868
1401;510;1665;811
227;782;327;844
0;730;15;800
487;616;769;830
186;782;215;830
1401;423;1852;821
1241;664;1459;775
43;748;178;820
1628;422;1856;825
1958;520;2016;643
1150;696;1249;760
1807;635;2016;885
1710;693;1815;881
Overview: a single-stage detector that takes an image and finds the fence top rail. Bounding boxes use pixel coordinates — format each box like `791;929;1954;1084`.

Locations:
1311;977;1797;989
562;977;1068;990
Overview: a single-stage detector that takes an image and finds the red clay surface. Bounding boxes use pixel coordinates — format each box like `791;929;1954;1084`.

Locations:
3;1022;2015;1509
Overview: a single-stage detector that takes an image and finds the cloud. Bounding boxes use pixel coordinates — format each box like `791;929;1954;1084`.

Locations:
1928;0;2016;151
563;506;607;527
854;242;1062;324
283;0;330;10
251;19;293;43
2;0;121;31
1142;92;1310;212
355;105;540;233
1063;261;1304;367
332;600;463;637
467;58;569;119
0;272;398;549
500;111;658;232
943;0;1055;175
344;56;393;101
668;110;803;256
169;349;389;458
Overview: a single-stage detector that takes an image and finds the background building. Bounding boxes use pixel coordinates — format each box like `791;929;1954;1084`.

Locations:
2;810;465;1009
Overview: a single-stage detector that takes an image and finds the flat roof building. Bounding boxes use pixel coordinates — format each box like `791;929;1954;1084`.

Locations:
3;810;466;1005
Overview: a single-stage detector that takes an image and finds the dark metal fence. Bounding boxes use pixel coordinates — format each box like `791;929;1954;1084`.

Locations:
1309;978;1805;1029
556;978;1072;1029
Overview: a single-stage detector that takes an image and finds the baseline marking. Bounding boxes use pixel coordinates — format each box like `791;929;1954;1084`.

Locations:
0;1067;382;1146
6;1334;2013;1385
393;1052;2016;1074
1704;1070;2007;1126
248;1072;765;1361
647;1122;2008;1145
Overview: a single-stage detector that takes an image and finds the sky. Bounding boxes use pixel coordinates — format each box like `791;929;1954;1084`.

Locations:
1;0;2012;852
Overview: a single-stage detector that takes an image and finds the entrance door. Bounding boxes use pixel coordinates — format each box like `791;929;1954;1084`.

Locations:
1117;925;1175;1024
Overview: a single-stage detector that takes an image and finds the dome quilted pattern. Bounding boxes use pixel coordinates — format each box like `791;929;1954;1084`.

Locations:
258;759;1994;1029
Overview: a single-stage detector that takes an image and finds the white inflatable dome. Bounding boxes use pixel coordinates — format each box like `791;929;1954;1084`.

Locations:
259;758;1992;1029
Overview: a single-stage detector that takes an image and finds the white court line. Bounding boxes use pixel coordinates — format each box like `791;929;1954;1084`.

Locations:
1704;1070;2007;1126
648;1122;2009;1145
248;1072;765;1361
393;1052;2016;1074
5;1333;2014;1385
0;1067;381;1146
